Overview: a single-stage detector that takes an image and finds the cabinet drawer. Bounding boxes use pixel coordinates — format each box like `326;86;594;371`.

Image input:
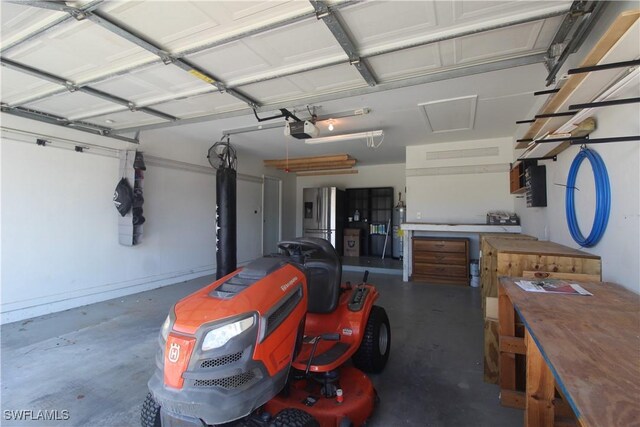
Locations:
414;251;467;265
413;239;466;253
413;263;467;278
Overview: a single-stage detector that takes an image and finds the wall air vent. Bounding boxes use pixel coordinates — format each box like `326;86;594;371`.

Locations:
425;147;499;160
406;164;509;177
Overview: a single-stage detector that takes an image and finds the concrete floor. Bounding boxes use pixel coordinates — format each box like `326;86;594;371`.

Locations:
1;272;522;426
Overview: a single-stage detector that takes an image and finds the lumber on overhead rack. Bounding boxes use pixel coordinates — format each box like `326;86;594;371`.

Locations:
265;153;357;173
272;159;356;170
296;169;358;177
284;163;356;173
264;154;350;166
517;10;640;149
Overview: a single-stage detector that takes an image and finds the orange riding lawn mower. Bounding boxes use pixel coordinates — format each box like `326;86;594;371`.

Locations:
142;237;391;427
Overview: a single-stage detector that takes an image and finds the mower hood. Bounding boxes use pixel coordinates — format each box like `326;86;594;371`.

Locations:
170;259;304;336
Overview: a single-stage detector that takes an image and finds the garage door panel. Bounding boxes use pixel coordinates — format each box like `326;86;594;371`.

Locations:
0;67;61;105
22;91;120;119
152;92;246;119
101;0;315;54
4;19;156;84
90;63;212;105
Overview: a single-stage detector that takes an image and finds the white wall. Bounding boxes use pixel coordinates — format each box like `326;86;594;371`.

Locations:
406;137;514;223
516;104;640;292
405;138;514;257
294;163;406;235
0;114;296;323
0;137;214;324
236;148;297;242
515;1;640;293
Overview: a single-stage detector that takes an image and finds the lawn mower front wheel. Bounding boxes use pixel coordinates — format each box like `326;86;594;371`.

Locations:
141;393;161;427
268;408;319;427
352;305;391;373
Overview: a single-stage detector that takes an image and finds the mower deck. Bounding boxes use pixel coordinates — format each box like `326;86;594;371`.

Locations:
264;365;375;427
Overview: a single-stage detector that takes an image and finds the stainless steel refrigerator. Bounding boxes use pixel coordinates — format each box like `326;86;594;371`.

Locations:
303;187;345;254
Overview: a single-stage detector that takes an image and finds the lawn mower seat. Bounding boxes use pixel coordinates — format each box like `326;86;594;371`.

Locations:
298;237;342;314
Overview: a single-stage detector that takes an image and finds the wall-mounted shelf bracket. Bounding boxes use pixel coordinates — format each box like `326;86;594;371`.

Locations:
568;58;640;75
534;88;560;96
517;155;557;162
569;97;640;110
535;111;577;119
568;135;640;145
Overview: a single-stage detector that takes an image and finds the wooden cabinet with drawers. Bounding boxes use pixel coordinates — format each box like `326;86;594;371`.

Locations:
411;237;469;285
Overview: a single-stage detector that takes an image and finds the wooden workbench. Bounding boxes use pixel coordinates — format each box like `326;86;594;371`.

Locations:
483;240;601;384
483;239;601;304
499;277;640;426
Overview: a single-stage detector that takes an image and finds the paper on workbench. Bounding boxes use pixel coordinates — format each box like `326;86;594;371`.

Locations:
515;280;593;296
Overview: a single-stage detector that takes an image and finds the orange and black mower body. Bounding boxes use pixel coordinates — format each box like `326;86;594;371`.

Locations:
146;237;390;427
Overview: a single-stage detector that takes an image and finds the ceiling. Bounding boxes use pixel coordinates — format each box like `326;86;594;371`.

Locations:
1;0;582;166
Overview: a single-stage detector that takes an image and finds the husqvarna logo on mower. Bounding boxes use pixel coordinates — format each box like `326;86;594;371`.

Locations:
168;343;181;363
280;276;299;292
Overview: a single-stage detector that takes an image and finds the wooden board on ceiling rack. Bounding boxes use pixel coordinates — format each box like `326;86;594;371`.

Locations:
264;153;357;173
264;154;350;166
519;117;598;160
269;159;356;170
286;163;356;173
516;10;640;152
296;169;359;177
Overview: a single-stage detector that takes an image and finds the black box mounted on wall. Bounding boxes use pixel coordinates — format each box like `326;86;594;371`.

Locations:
525;165;547;207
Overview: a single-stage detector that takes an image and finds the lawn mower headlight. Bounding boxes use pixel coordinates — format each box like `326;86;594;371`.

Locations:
202;316;254;351
160;315;171;341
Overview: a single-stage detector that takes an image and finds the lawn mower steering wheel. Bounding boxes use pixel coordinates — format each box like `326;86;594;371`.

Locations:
277;240;323;258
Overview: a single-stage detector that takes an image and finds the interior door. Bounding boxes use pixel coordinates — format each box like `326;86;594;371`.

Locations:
237;179;262;263
262;176;281;255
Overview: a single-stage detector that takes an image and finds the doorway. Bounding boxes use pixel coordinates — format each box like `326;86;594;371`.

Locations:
262;176;282;255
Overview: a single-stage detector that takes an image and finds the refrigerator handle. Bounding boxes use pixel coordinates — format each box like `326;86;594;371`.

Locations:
317;193;321;226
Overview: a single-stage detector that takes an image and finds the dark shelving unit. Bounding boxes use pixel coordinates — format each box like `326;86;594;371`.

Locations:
526;165;547;207
345;187;393;257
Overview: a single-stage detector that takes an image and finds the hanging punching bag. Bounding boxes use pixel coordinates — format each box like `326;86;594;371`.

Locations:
208;140;238;279
216;167;237;278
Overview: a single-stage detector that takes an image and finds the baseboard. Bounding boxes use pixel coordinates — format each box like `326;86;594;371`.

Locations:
0;266;215;325
342;265;403;276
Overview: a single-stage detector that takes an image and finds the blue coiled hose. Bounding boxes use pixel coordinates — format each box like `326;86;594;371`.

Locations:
565;147;610;247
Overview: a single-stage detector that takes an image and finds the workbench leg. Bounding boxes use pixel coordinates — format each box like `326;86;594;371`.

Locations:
499;282;518;406
525;330;555;427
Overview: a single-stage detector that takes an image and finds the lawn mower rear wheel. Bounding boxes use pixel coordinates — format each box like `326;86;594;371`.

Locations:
352;305;391;373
